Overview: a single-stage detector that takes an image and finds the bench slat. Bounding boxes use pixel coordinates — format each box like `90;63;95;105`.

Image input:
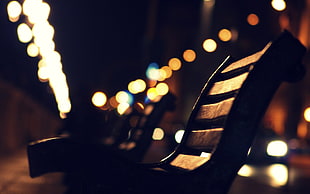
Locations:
208;72;249;95
196;97;235;120
186;128;223;151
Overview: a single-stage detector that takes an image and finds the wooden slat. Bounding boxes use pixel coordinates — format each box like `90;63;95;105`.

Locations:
186;128;223;150
196;97;235;120
170;154;211;170
221;42;271;73
208;72;249;95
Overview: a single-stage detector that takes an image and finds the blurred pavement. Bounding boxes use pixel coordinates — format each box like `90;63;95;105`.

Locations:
0;149;67;194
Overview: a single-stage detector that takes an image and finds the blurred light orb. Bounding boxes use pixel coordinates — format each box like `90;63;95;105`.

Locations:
128;79;146;94
168;57;182;71
37;66;49;82
17;23;33;43
27;43;39;57
146;62;160;80
27;2;50;24
116;91;130;103
247;13;260;26
109;96;119;108
238;165;254;177
7;1;22;22
157;69;167;81
267;140;288;157
147;88;158;101
156;82;169;95
183;49;196;62
304;107;310;122
271;0;286;11
117;103;130;115
152;128;165;140
218;29;232;42
92;91;107;107
267;164;288;187
161;66;172;79
58;99;71;114
203;39;217;52
175;129;185;143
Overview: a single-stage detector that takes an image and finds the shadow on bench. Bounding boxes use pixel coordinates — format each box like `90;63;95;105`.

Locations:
27;30;306;194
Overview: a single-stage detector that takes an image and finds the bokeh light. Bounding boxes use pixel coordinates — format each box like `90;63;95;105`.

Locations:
146;62;160;80
183;49;196;62
146;87;159;101
17;23;33;43
218;28;232;42
160;66;172;79
92;91;107;107
304;107;310;122
247;13;260;26
117;102;130;115
168;57;182;71
175;129;185;143
152;128;165;140
271;0;286;11
156;82;169;95
7;1;22;22
128;79;146;94
238;165;254;177
202;39;217;52
27;43;39;57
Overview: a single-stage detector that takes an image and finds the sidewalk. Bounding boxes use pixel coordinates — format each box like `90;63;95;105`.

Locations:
0;148;67;194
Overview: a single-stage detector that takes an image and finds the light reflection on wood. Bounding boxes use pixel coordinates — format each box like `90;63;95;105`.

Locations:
221;42;271;73
186;128;223;149
196;97;235;119
170;154;210;170
209;73;248;95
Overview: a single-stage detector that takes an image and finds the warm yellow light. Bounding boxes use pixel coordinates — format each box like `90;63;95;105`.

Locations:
22;0;43;16
38;40;55;57
117;103;130;115
202;39;217;52
218;29;232;42
168;57;182;71
27;43;39;57
157;69;167;81
92;91;107;107
156;82;169;95
27;2;50;24
37;66;49;82
7;1;22;22
17;23;33;43
267;164;288;187
152;128;165;140
266;140;288;157
271;0;286;11
183;49;196;62
161;66;172;79
147;88;158;101
128;79;146;94
57;99;71;113
238;165;254;177
116;91;129;104
32;22;55;47
148;68;160;80
247;13;260;26
304;107;310;122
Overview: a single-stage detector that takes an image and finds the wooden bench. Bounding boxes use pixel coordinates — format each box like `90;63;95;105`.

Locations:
27;30;306;194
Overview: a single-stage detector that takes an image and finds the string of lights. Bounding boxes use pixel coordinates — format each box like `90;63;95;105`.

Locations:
6;0;71;119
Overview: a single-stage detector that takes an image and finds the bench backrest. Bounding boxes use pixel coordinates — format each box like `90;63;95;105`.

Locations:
156;31;306;178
